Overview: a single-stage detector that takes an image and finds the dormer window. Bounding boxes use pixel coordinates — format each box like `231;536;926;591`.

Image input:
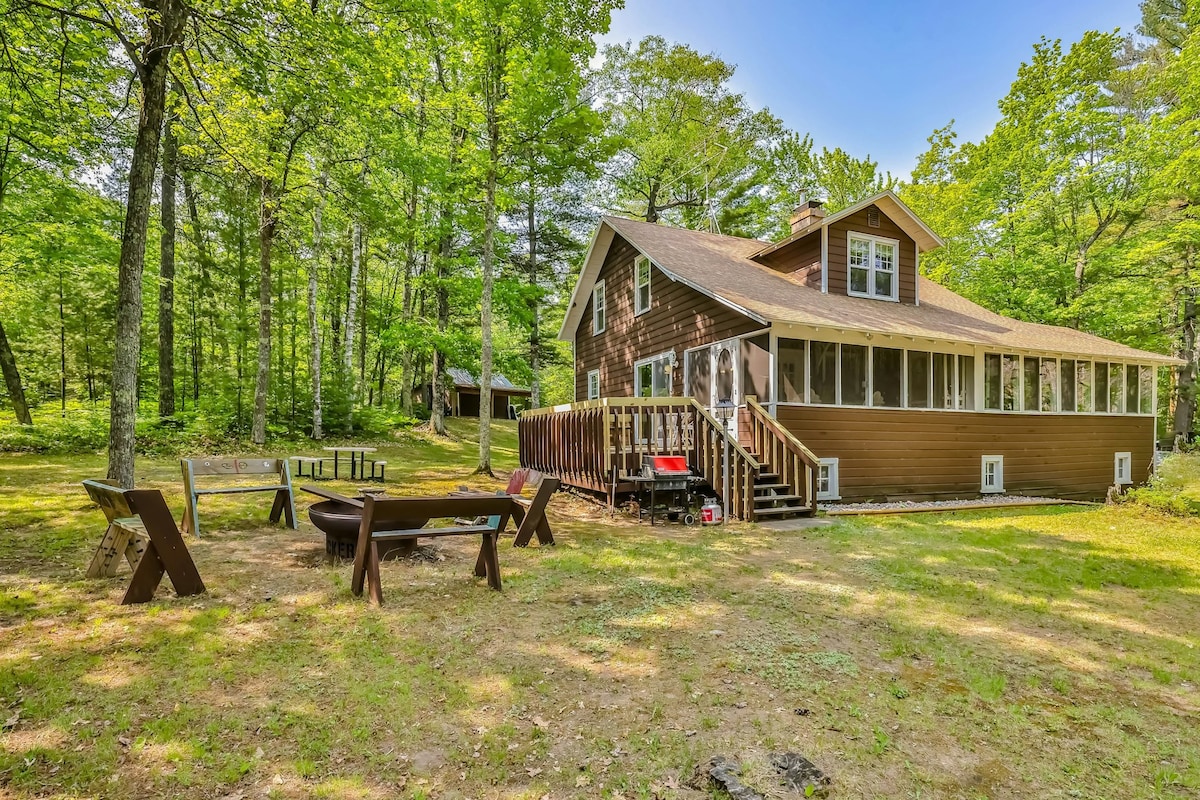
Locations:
634;256;651;315
847;232;898;302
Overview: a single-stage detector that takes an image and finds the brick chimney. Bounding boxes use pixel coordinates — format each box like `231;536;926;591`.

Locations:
790;199;826;235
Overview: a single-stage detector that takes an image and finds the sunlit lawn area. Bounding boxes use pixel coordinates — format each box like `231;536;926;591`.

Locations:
2;419;1199;799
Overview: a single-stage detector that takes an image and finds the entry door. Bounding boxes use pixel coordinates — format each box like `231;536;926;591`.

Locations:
711;340;740;437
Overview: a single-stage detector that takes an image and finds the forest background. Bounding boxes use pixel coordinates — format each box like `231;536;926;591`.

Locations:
1;0;1198;483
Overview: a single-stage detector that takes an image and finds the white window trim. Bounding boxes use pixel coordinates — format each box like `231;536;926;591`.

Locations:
1114;452;1132;485
981;455;1004;494
634;350;675;398
633;255;651;316
817;457;840;501
847;231;900;302
592;280;606;335
587;369;600;400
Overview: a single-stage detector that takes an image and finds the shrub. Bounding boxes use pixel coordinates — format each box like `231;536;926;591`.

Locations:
1118;453;1200;517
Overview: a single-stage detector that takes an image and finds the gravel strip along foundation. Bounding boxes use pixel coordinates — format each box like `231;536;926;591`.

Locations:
821;495;1101;516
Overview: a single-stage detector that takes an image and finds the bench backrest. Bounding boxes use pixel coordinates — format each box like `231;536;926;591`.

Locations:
362;495;514;533
82;479;134;523
183;458;286;477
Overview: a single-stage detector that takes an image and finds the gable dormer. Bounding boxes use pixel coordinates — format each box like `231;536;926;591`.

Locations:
751;190;942;306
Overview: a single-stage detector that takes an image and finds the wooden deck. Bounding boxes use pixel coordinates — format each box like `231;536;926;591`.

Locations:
518;397;818;521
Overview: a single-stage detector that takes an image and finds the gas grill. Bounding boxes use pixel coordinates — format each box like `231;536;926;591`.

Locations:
634;455;699;525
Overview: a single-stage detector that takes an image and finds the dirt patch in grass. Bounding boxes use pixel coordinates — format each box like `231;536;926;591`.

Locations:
2;430;1200;799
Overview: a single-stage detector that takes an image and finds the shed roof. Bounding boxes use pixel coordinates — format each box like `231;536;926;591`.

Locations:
560;213;1178;365
447;368;531;394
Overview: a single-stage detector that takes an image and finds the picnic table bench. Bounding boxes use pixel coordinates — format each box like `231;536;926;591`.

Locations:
181;457;297;537
351;495;514;604
81;480;206;604
452;469;559;547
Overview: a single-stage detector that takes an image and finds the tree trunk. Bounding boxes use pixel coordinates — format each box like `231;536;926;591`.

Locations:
527;182;540;409
477;158;497;475
429;232;450;437
158;108;177;417
344;221;361;432
108;9;183;488
0;318;31;424
1174;292;1197;448
252;176;275;446
399;198;417;418
309;176;325;439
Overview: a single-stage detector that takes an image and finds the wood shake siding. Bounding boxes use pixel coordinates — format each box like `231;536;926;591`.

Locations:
757;230;822;289
775;405;1153;500
826;205;918;303
574;234;762;400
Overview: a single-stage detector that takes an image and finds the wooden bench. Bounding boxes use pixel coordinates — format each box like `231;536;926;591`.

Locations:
453;469;559;548
351;495;514;604
181;458;297;538
81;480;206;604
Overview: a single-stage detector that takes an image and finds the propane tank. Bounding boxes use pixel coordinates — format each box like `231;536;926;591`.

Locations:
701;498;724;525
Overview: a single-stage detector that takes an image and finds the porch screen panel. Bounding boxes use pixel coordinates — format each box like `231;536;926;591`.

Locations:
932;353;952;409
1040;358;1058;412
1023;357;1040;411
1095;363;1109;412
957;355;975;410
905;350;930;408
810;342;837;405
1125;365;1139;414
1060;359;1076;412
777;339;806;403
984;353;1002;410
1108;363;1123;412
1002;355;1018;410
741;335;770;402
1139;366;1154;414
872;348;903;407
1076;361;1091;412
687;349;711;401
841;344;868;406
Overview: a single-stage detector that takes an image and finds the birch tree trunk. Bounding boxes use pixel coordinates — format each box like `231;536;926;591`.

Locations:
344;221;361;433
251;176;276;446
0;318;31;425
477;153;497;475
158;108;177;417
108;1;186;487
527;183;540;409
309;177;326;439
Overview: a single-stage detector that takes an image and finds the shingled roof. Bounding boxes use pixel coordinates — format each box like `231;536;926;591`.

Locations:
560;210;1177;365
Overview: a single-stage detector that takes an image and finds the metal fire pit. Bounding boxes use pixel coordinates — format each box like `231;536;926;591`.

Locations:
636;455;699;525
307;500;428;560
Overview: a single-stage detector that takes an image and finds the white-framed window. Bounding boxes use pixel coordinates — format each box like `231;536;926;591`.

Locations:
847;232;899;301
634;256;651;316
817;457;840;501
634;351;674;398
981;455;1004;494
592;280;606;334
587;369;600;400
1114;452;1132;485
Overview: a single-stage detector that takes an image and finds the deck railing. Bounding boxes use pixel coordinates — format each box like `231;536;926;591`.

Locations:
744;395;820;516
519;397;762;520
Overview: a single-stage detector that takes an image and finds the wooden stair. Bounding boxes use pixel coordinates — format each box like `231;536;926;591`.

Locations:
746;458;812;520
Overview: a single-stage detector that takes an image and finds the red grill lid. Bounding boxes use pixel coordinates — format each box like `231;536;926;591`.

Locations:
646;455;688;473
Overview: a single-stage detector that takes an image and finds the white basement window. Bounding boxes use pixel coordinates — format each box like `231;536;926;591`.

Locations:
847;232;899;301
1114;452;1132;485
587;369;600;400
981;455;1004;494
817;458;840;501
592;280;606;334
634;256;651;315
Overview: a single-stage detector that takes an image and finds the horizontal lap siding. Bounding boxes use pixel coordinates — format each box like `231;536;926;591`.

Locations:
574;234;762;400
758;232;822;289
775;406;1153;500
827;206;917;304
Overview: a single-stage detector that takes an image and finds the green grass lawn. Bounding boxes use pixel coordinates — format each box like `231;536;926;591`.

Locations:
2;420;1198;799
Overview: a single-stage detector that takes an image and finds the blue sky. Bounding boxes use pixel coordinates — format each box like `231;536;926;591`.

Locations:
600;0;1142;180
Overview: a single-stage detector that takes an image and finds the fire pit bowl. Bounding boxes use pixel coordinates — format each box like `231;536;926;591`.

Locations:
307;500;428;560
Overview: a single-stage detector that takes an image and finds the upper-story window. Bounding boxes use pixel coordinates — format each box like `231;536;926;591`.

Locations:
592;280;606;334
848;232;899;301
634;256;651;315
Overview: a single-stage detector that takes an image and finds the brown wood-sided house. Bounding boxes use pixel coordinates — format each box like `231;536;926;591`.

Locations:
532;190;1176;509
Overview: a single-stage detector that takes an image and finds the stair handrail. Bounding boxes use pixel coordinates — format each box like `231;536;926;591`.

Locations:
688;399;760;469
744;396;819;469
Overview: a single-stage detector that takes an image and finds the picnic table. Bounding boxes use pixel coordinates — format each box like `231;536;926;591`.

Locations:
322;446;380;481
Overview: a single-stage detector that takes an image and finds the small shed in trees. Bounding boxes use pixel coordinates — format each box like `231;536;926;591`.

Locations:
419;368;531;418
